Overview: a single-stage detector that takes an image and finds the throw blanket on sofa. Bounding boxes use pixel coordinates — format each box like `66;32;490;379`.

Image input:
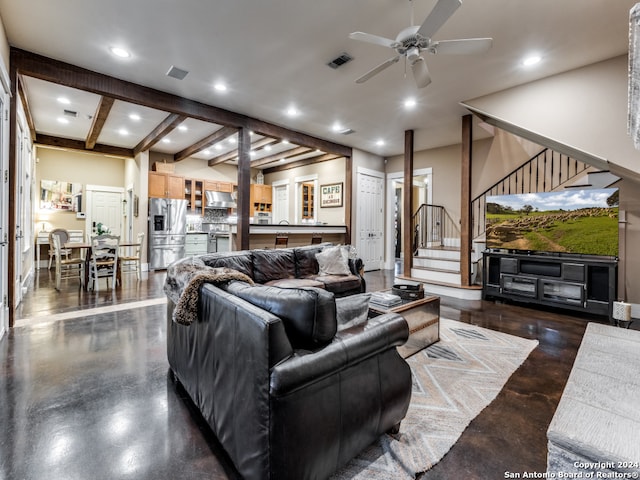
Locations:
165;260;254;326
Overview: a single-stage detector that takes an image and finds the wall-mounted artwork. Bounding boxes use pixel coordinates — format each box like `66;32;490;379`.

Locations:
320;182;343;208
40;180;83;212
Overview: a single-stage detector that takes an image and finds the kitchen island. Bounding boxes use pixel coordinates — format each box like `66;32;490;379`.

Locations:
230;224;347;250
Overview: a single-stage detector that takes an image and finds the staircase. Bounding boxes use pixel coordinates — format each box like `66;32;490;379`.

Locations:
404;148;597;300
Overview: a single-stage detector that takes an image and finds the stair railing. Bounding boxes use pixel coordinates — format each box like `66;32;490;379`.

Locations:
471;148;589;239
412;204;460;254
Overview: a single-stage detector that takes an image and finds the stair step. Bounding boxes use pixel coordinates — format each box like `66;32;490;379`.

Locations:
396;274;483;301
413;257;460;272
411;267;461;285
416;248;460;261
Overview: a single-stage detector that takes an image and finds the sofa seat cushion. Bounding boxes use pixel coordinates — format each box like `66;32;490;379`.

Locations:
265;278;326;289
202;251;254;279
223;281;337;350
253;249;296;284
306;274;363;295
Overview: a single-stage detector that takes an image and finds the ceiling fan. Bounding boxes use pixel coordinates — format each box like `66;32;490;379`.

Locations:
349;0;492;88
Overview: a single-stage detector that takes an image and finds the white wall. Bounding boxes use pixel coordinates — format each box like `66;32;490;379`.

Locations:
463;55;640;177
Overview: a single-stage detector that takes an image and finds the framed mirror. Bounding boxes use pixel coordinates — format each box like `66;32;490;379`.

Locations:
40;180;83;212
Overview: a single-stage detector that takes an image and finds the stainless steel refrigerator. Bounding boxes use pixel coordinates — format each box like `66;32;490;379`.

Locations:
148;198;188;270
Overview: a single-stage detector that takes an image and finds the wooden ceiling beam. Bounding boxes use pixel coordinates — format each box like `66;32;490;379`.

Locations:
11;48;353;158
36;133;134;158
207;136;281;166
251;146;314;168
174;126;237;162
16;75;36;140
264;152;341;174
133;113;186;155
85;96;115;149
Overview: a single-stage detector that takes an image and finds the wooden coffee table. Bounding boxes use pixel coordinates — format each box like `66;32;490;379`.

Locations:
369;290;440;358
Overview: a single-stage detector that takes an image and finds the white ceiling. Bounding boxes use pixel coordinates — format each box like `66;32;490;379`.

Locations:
0;0;636;160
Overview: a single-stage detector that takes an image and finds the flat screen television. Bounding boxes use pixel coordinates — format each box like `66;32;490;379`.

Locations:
485;188;619;257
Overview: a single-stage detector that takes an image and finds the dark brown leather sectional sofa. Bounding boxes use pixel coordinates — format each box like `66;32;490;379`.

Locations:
165;244;413;479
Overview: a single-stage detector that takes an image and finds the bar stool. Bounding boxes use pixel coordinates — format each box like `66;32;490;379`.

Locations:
275;233;289;248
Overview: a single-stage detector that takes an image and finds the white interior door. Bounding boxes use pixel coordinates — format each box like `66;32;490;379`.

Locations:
356;168;384;271
86;186;124;238
272;183;289;224
0;73;9;335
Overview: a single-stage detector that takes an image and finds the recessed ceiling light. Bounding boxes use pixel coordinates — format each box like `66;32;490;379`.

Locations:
376;139;385;146
162;138;171;144
280;158;285;162
286;106;299;117
404;98;417;109
118;128;129;136
228;137;236;144
129;113;141;121
57;97;70;105
109;46;131;58
522;55;542;67
57;117;69;124
215;144;223;151
178;125;188;132
214;83;227;92
264;145;272;151
250;150;256;157
332;122;343;132
203;149;211;155
282;139;290;145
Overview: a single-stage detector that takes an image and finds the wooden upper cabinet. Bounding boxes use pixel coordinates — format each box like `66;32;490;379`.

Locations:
148;172;185;199
204;180;234;193
250;184;272;212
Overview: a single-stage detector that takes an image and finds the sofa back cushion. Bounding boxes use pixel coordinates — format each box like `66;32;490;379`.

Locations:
202;251;254;279
252;249;296;284
224;281;337;350
293;243;330;278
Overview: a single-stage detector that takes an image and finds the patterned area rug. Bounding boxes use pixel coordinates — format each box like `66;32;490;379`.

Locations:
331;318;539;479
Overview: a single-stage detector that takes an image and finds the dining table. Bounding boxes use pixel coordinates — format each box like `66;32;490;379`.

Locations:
64;241;141;290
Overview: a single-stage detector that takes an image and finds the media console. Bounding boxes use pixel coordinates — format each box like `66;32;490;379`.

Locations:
483;250;617;318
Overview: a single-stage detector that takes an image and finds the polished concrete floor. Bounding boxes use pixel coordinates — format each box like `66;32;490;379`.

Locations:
1;267;633;479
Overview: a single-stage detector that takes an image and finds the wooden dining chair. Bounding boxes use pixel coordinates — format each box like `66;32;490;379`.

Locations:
119;232;145;281
311;233;322;244
88;234;120;292
48;228;71;269
52;234;83;290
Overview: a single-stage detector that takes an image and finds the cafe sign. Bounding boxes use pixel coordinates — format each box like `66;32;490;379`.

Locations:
320;182;343;208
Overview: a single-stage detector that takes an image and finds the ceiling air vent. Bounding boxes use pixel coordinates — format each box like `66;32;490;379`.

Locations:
166;65;189;80
327;52;353;69
63;109;77;117
339;128;355;135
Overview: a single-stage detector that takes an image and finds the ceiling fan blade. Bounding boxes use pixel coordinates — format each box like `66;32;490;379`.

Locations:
349;31;396;49
417;0;462;39
411;57;432;88
430;38;493;55
355;56;401;84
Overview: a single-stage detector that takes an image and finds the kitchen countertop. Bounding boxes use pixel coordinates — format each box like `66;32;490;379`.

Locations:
230;224;346;234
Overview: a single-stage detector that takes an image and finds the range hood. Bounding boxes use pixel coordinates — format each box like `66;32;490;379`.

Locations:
205;191;237;209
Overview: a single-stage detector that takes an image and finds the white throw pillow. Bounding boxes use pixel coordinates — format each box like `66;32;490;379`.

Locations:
316;245;351;276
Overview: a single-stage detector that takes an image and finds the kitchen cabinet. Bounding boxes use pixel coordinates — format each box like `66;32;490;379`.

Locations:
149;172;185;199
204;181;234;193
301;182;314;219
184;178;204;215
250;184;272;213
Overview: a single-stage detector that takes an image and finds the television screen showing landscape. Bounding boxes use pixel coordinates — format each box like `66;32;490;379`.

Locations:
485;188;619;256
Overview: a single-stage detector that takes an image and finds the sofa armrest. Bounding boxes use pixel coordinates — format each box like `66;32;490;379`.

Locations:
269;313;408;397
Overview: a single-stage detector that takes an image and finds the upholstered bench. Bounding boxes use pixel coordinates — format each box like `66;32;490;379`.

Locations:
547;323;640;477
